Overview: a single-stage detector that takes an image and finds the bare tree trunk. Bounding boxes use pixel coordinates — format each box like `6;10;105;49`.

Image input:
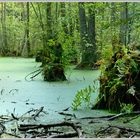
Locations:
1;3;8;56
60;2;68;35
111;2;117;53
26;2;30;57
87;3;97;63
128;3;135;44
120;2;128;46
77;3;97;69
46;2;52;40
78;2;88;64
68;3;73;36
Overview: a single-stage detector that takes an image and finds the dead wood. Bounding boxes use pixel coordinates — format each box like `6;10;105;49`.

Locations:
123;115;140;123
96;124;140;137
80;114;114;120
80;111;140;122
32;107;44;120
18;121;84;138
11;113;19;120
48;131;78;138
96;126;111;136
109;125;140;133
58;112;76;118
20;109;37;118
62;107;70;111
25;69;42;82
0;124;5;135
107;111;140;121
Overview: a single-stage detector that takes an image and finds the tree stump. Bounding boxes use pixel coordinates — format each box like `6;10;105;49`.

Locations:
43;63;66;82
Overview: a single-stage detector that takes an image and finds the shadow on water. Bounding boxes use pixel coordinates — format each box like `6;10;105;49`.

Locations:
0;57;112;123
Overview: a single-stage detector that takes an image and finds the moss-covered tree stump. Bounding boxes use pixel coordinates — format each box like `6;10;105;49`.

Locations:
93;47;140;112
43;63;66;82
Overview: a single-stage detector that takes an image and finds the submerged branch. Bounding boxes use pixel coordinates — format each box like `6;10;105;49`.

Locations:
25;69;42;81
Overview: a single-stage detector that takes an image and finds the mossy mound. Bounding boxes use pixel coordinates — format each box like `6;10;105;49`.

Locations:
93;47;140;112
43;63;66;82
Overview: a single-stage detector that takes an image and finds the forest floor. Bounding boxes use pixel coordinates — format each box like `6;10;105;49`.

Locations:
0;57;140;138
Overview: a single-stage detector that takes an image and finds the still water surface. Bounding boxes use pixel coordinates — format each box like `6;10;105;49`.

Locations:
0;57;111;123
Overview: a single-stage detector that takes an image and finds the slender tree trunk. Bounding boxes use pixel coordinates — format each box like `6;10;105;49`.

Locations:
78;2;88;64
60;2;68;35
1;3;8;56
128;3;135;44
55;3;58;22
111;2;117;53
26;2;30;57
46;2;52;40
120;2;128;46
87;3;97;63
68;3;73;36
20;3;30;57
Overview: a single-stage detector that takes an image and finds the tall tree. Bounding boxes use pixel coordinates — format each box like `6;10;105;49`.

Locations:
78;2;97;69
26;2;30;56
60;2;68;35
46;2;53;40
87;3;97;64
119;2;128;46
20;2;31;57
1;3;8;55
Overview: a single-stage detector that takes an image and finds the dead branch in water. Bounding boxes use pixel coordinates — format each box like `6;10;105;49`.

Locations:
25;69;42;81
107;111;140;121
48;131;78;138
32;107;44;120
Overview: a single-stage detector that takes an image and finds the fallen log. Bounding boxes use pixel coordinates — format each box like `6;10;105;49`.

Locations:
48;132;78;138
58;112;76;118
18;121;84;138
107;111;140;121
80;114;115;120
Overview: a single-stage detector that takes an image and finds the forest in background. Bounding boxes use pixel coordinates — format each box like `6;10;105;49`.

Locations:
0;2;139;67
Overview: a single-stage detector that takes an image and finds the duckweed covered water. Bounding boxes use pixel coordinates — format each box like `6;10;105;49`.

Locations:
0;57;112;123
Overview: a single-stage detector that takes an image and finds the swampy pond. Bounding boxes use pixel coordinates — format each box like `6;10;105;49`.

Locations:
0;57;107;121
1;57;140;138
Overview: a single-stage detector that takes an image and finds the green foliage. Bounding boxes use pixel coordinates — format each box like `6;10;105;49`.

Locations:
94;44;140;112
47;39;55;47
120;103;135;113
72;80;99;110
127;86;135;96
